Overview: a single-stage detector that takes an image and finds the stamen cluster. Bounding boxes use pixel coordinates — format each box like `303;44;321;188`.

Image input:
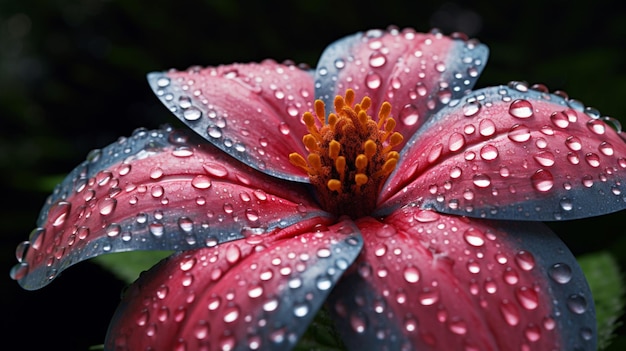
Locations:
290;89;403;217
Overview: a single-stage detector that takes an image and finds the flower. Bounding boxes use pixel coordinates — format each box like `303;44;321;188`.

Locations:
11;26;626;350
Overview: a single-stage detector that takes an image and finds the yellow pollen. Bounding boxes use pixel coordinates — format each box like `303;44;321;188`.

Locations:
288;89;405;218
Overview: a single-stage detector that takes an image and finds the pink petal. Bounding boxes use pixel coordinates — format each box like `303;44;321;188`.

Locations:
328;208;595;350
379;84;626;220
148;60;315;182
12;127;329;290
314;26;488;150
105;218;363;351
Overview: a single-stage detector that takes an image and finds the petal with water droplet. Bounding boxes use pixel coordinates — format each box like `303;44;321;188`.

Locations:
147;61;315;182
14;127;329;290
105;218;363;351
379;85;626;221
328;208;595;350
314;27;488;151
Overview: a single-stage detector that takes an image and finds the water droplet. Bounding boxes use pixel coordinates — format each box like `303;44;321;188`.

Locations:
350;313;368;333
515;251;536;271
516;286;539;310
49;202;71;227
533;151;555;167
183;107;202;121
507;124;531;143
418;288;439;306
450;166;462;179
478;119;496;137
191;175;212;189
463;228;485;247
365;71;382;89
293;301;310;318
462;101;481;117
549;263;572;284
531;169;554;192
414;210;440;223
278;122;290;135
524;324;542;342
448;318;467;335
399;104;419;126
500;300;520;326
503;267;519;285
403;266;420;283
599;141;614;156
587;119;606;135
448;133;466;152
567;294;588;314
565;136;582;151
472;174;491;188
98;198;117;216
223;305;240;323
369;52;387;68
509;99;534;118
550;111;570;128
480;144;499;161
585;153;601;168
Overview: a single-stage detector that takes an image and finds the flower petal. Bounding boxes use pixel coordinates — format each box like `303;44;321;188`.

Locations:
379;85;626;221
12;127;329;290
105;218;363;351
148;60;315;182
314;26;488;150
328;208;595;350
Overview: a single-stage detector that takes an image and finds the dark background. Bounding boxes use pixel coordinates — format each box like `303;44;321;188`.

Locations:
2;0;625;349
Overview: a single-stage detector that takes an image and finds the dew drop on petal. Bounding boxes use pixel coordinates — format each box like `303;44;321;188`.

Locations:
550;111;570;128
508;124;531;143
399;104;419;126
480;144;499;161
515;251;536;271
516;286;539;310
531;169;554;192
98;198;117;216
549;263;572;284
403;266;420;283
183;107;202;121
365;71;382;89
499;300;520;326
472;174;491;188
462;101;481;117
567;294;588;314
191;175;212;189
509;99;534;119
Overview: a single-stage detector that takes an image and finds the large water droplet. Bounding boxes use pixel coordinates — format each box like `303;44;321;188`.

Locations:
500;300;520;326
480;144;499;161
567;294;588;314
462;101;481;117
508;124;531;143
403;266;420;283
549;263;572;284
183;107;202;121
369;52;387;68
531;169;554;192
509;99;534;119
472;174;491;188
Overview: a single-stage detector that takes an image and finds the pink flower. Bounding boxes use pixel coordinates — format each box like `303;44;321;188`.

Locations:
12;26;624;350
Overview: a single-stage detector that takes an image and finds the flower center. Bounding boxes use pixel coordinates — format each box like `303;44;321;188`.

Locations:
289;89;403;218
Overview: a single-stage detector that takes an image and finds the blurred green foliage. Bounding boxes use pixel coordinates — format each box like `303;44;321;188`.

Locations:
2;0;626;350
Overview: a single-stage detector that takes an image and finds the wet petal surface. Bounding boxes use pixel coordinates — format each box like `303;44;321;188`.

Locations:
12;127;329;290
328;207;595;350
148;61;315;182
314;27;488;151
379;84;626;221
105;219;363;351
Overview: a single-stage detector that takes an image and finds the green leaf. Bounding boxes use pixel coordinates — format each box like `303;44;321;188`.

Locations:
92;250;173;284
295;305;346;351
578;251;625;350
